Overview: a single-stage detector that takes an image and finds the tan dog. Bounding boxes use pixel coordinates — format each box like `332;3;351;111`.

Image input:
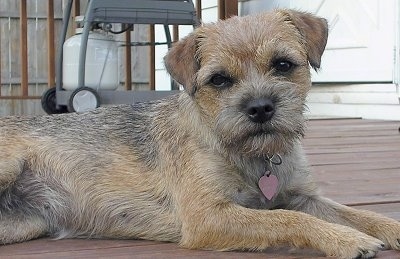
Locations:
0;10;399;259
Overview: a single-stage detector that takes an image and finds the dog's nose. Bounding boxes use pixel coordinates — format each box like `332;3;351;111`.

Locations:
244;98;275;123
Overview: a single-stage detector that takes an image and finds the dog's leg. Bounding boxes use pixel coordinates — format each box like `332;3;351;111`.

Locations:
287;195;400;251
0;136;28;194
0;147;48;244
0;157;25;193
179;204;384;258
0;212;47;245
0;160;24;195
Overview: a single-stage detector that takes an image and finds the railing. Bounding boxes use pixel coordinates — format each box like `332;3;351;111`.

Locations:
0;0;237;100
0;0;64;100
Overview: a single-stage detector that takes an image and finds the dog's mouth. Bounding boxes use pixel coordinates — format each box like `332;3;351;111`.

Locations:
248;126;276;137
238;127;303;155
215;110;305;155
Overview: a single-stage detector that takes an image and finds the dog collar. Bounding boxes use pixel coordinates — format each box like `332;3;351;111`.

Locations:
258;154;282;200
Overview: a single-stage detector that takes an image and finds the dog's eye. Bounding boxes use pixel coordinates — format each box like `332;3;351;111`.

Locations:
273;60;294;73
209;74;233;88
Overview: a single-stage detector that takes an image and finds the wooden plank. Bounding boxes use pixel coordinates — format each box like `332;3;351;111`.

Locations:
172;25;179;43
149;24;155;91
1;0;19;95
1;238;399;259
351;203;400;221
313;167;400;180
0;17;9;97
305;146;400;156
307;120;400;131
74;0;81;16
47;0;55;88
303;136;400;148
0;239;155;256
304;119;400;206
196;0;202;20
224;0;238;18
307;119;394;127
29;17;48;90
306;128;400;138
311;163;400;175
307;152;400;166
72;0;80;33
0;96;41;100
1;0;64;104
19;0;28;96
0;238;335;258
218;0;238;19
124;28;132;91
305;127;399;138
218;0;225;19
317;181;400;205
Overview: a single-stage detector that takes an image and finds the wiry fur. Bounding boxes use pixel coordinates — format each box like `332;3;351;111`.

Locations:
1;10;400;259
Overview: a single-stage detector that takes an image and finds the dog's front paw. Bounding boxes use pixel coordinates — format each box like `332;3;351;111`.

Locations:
338;234;383;259
380;234;400;251
319;225;384;259
371;221;400;250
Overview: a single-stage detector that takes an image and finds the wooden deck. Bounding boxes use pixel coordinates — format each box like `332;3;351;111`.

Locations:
1;119;400;258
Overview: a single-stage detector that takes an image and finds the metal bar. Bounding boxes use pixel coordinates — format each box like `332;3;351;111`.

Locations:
20;0;28;96
122;41;175;47
47;0;55;88
149;24;155;91
125;27;132;91
164;24;172;49
78;0;95;88
98;90;180;104
56;0;73;94
164;24;176;90
56;90;179;106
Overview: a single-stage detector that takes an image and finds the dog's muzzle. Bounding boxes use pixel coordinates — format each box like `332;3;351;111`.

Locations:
244;97;275;123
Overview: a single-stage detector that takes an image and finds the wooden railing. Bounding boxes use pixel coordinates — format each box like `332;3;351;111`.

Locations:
20;0;28;97
0;0;237;100
0;0;63;100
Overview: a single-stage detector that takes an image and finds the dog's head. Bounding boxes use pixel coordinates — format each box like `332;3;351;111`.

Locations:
164;10;328;156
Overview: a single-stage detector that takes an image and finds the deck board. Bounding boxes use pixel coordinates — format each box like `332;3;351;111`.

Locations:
1;119;400;258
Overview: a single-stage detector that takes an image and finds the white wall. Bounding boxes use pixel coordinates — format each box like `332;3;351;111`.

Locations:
306;84;400;120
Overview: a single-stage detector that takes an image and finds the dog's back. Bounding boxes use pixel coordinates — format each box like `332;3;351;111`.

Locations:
0;95;184;243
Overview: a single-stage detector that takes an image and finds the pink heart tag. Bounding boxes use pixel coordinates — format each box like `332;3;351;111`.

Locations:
258;173;279;200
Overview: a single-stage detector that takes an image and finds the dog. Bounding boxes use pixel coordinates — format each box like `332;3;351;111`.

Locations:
1;9;399;259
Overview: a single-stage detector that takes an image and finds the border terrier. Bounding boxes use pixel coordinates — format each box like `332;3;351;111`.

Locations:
1;9;400;259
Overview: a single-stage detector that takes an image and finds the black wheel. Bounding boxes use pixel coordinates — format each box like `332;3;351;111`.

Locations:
68;87;100;113
41;87;68;114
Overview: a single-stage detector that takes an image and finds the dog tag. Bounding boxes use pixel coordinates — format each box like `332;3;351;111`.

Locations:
258;172;278;200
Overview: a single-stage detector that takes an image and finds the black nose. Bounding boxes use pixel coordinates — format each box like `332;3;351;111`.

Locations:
244;98;275;123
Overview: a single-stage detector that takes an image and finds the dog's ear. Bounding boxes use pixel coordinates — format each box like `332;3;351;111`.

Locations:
164;31;199;95
283;10;329;70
